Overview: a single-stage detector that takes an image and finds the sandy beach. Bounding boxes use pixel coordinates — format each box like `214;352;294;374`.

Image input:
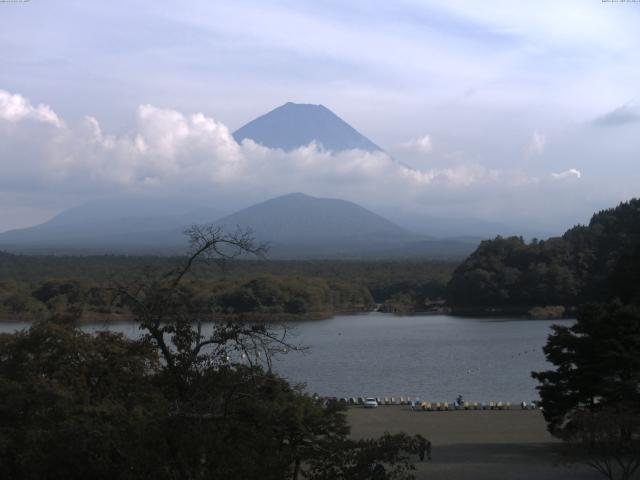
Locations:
347;406;601;480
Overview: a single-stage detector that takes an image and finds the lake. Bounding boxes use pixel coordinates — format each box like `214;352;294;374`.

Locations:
0;312;569;403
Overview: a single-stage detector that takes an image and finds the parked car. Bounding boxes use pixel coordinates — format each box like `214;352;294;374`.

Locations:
364;397;378;408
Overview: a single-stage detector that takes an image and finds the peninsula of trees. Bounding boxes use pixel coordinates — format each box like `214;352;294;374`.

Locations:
446;198;640;316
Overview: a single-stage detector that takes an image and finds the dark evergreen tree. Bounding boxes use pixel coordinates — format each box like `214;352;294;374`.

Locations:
532;303;640;480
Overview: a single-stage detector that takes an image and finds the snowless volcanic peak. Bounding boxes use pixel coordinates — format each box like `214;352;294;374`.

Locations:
232;102;382;152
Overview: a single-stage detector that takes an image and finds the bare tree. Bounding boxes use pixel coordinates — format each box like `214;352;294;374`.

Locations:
111;224;298;397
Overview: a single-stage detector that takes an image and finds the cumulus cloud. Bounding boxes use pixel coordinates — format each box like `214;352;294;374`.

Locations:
593;103;640;127
63;106;244;186
400;163;495;188
399;134;433;154
0;89;528;198
525;131;546;157
0;89;63;128
551;168;581;180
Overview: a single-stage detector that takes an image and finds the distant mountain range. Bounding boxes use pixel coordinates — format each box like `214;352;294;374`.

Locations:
0;193;478;259
0;198;224;254
233;102;382;152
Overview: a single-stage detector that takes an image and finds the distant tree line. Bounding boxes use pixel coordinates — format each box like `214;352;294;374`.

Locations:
0;275;374;321
0;256;455;320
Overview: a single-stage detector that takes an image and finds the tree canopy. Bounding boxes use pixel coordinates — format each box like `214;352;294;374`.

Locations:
447;198;640;311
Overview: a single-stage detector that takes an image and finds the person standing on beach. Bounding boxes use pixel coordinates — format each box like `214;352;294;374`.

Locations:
416;435;432;461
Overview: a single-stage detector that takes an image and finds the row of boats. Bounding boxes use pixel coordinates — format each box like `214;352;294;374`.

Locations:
413;400;515;411
326;396;540;410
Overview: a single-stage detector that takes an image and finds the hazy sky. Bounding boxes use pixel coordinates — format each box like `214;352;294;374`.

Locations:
1;0;639;234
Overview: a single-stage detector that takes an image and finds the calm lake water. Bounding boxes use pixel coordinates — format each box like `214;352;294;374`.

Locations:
0;312;569;403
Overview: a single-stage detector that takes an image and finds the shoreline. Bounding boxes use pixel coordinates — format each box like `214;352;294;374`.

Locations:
0;308;362;324
0;306;573;324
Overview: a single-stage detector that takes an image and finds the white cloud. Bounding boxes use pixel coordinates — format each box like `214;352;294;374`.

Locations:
0;89;63;128
400;134;433;154
525;131;546;157
551;168;581;180
40;105;245;188
400;163;485;187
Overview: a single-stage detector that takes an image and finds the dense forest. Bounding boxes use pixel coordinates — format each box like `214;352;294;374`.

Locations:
447;198;640;314
0;254;454;321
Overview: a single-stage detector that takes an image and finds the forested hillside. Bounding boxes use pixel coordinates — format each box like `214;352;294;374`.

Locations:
446;198;640;312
